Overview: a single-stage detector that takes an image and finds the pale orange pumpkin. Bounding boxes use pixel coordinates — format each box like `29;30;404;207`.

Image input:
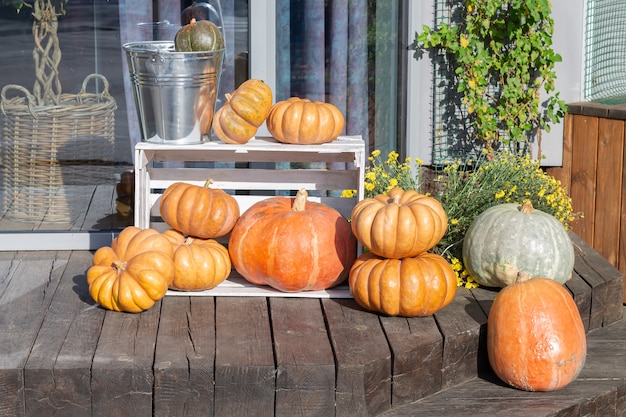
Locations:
86;226;175;313
228;188;356;292
350;186;448;259
212;79;273;144
159;179;240;239
163;229;231;291
349;252;456;317
488;273;587;391
266;97;345;144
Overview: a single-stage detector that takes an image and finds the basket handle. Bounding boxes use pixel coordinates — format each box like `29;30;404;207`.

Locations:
0;84;38;118
77;73;112;104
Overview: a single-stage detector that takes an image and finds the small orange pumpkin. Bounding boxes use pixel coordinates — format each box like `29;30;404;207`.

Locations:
212;79;273;144
159;179;240;239
86;226;175;313
228;188;356;292
488;273;587;391
163;229;231;291
266;97;345;144
349;252;456;317
350;187;448;259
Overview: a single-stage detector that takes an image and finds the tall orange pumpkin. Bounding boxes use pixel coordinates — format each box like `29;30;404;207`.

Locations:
350;187;448;259
228;188;356;292
349;252;456;317
159;179;240;239
211;78;273;144
86;226;175;313
488;273;587;391
266;97;345;144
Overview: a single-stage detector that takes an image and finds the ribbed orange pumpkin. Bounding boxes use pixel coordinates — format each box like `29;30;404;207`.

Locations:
488;273;587;391
212;79;273;144
163;229;231;291
159;179;240;239
86;226;175;313
349;252;456;317
266;97;345;144
228;188;357;292
350;187;448;259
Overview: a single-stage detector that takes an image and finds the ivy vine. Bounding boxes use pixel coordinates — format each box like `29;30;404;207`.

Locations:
416;0;567;158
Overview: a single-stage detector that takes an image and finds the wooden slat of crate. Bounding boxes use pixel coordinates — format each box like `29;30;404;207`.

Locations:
91;303;161;417
322;298;392;417
270;298;336;416
565;270;594;332
379;315;444;406
24;250;102;417
0;251;68;417
214;297;275;416
594;118;624;266
570;115;599;245
154;296;215;417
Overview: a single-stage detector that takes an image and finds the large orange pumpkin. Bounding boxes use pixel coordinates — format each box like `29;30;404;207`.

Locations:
86;226;175;313
159;179;240;239
266;97;345;144
488;273;587;391
350;187;448;259
349;252;456;317
228;188;356;292
212;79;273;144
163;229;231;291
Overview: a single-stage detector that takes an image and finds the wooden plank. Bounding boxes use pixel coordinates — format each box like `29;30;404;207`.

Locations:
621;128;626;303
433;286;487;388
468;286;499;317
24;250;103;417
81;184;117;231
570;233;623;330
270;298;335;417
42;186;97;230
570;114;599;244
154;296;215;417
91;303;161;417
322;298;391;417
565;271;593;332
594;118;624;267
0;251;68;417
379;315;443;406
214;297;275;417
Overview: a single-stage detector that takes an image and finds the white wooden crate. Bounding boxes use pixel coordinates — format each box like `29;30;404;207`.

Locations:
133;135;366;297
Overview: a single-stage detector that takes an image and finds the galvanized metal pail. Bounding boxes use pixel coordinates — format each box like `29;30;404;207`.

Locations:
123;41;224;144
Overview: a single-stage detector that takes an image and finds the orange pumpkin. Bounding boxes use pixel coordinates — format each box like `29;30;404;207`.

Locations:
350;187;448;259
487;273;587;391
159;179;240;239
228;188;357;292
266;97;345;144
163;229;231;291
349;252;456;317
86;226;175;313
212;79;273;144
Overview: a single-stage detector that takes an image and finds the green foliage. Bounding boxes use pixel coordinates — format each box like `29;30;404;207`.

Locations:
416;0;567;152
1;0;68;15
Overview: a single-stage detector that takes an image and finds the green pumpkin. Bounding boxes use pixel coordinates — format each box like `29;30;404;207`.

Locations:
174;18;224;52
462;201;574;288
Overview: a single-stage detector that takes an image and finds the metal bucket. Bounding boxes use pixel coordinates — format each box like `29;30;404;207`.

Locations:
123;41;224;144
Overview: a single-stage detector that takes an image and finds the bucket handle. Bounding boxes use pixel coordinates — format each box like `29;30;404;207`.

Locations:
77;74;113;104
0;84;38;118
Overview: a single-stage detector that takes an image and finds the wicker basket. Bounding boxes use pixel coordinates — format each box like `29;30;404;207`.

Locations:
1;73;117;223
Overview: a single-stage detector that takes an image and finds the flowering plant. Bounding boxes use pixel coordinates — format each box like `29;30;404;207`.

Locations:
345;149;576;288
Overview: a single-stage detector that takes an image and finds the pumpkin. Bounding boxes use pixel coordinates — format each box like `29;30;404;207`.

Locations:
487;272;587;391
212;79;273;144
228;188;357;292
86;226;175;313
349;252;456;317
175;18;224;52
163;229;231;291
159;179;240;239
350;187;448;259
182;1;222;25
266;97;345;144
462;201;575;288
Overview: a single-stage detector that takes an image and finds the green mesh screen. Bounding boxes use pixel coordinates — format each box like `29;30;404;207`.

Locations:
584;0;626;104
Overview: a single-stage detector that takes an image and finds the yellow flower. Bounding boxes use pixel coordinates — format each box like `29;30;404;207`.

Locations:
538;189;546;197
450;218;459;225
468;78;476;89
415;157;424;165
341;189;355;198
389;178;398;187
365;183;375;191
495;190;505;199
371;149;381;158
